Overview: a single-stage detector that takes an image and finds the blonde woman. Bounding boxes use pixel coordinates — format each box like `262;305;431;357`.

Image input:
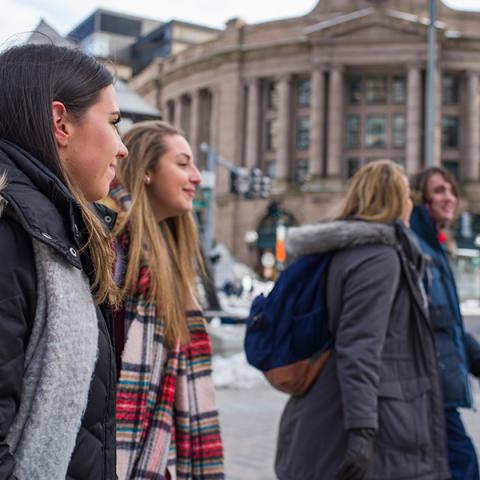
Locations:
275;160;449;480
105;120;224;480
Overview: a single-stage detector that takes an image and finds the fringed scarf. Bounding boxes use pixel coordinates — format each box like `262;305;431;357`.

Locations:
109;181;224;480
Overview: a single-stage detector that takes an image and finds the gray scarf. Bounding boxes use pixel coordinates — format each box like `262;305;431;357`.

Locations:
6;239;98;480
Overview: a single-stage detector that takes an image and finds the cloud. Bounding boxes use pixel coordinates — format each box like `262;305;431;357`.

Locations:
0;0;41;48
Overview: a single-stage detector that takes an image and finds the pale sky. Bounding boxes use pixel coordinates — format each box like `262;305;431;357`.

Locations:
1;0;479;48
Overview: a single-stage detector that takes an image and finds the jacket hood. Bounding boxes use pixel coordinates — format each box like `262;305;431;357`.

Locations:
286;219;397;257
410;205;440;250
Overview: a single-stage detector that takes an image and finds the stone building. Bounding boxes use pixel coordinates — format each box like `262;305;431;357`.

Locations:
130;0;480;266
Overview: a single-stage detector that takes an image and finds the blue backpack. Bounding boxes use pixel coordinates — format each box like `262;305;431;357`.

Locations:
244;253;334;396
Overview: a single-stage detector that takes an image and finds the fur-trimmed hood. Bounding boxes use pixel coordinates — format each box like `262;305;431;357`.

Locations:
286;220;397;258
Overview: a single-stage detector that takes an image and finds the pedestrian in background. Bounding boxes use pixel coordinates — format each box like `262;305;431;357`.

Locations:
410;166;480;480
105;120;224;479
0;44;128;479
275;160;449;480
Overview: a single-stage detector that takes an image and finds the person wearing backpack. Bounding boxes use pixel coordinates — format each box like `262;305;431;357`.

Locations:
275;160;449;480
410;167;480;480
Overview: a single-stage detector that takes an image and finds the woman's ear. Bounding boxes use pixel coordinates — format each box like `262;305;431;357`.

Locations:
52;101;69;148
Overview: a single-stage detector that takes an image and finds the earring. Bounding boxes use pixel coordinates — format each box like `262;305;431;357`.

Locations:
144;176;151;185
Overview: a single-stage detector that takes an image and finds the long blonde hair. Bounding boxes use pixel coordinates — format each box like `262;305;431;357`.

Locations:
337;160;410;223
115;120;203;346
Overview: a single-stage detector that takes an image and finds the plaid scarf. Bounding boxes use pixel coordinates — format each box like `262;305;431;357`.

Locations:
109;182;224;480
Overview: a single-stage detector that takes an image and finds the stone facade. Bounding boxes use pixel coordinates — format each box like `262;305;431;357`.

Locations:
130;0;480;266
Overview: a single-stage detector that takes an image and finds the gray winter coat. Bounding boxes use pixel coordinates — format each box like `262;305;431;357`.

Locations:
275;220;449;480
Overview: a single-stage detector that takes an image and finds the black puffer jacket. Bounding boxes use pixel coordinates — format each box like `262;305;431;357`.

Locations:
0;140;117;479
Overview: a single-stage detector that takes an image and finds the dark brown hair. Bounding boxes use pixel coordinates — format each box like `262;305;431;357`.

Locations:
0;44;119;305
410;166;458;205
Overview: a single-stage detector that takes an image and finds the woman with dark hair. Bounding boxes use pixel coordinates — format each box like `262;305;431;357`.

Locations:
275;160;449;480
104;120;224;479
410;166;480;480
0;44;128;479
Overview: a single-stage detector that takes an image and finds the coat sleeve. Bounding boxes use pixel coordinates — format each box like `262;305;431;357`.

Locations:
0;218;36;479
334;246;400;431
465;331;480;377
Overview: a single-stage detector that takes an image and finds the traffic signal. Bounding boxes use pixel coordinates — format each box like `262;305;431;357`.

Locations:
229;168;250;195
249;168;263;197
260;175;271;199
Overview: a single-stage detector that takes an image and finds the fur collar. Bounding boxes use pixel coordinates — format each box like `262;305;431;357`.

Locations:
286;220;397;257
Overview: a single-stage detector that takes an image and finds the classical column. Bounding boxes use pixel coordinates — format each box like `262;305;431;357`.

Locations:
310;67;325;177
406;64;421;176
174;96;183;131
466;71;480;181
276;74;291;180
245;78;260;168
190;89;201;161
327;65;344;177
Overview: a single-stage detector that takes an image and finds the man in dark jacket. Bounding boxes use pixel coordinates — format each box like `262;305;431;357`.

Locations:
410;166;480;480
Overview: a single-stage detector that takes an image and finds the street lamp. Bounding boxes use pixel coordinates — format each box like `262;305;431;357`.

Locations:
425;0;437;167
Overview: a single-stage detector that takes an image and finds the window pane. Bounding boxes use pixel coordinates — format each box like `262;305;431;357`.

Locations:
347;158;360;178
266;81;277;110
265;160;277;179
442;74;459;105
442;116;460;149
366;115;387;148
295;159;309;183
392;157;405;167
392;114;406;148
392;76;406;104
443;160;459;179
296;117;310;150
297;79;311;108
365;76;387;104
346;115;361;148
266;119;279;151
348;76;362;104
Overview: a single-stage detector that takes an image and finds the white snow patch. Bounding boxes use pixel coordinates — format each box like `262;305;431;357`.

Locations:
212;352;268;390
461;299;480;316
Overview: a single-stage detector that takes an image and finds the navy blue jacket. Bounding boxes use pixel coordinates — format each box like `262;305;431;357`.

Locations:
410;205;480;408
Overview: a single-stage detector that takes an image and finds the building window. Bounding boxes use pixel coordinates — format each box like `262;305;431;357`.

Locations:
295;159;309;183
265;160;277;179
266;119;279;152
442;74;460;105
366;115;387;148
392;157;405;167
443;160;459;179
392;113;406;148
166;100;175;125
296;117;310;150
392;76;406;104
347;158;361;178
365;76;387;104
266;81;277;110
346;115;361;149
297;79;311;107
442;116;460;149
348;76;362;104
